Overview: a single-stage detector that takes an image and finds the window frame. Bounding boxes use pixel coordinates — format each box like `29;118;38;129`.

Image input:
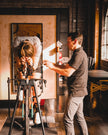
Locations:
100;2;108;71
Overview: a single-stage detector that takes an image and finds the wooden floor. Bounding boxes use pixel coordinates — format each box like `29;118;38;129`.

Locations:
56;113;108;135
0;109;108;135
0;110;7;132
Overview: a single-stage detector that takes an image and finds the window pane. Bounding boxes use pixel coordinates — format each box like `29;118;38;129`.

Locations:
101;9;108;60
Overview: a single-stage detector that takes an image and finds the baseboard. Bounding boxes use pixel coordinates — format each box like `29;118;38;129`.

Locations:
0;100;16;108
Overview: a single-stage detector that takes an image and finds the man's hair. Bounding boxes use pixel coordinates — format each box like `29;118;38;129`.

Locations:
68;32;83;45
17;41;34;58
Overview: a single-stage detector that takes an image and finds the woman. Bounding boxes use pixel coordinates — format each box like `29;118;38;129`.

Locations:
14;36;42;79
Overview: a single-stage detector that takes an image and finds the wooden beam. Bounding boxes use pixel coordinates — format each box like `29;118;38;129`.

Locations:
94;0;100;69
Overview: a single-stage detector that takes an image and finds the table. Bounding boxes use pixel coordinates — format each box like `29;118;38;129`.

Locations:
88;70;108;79
88;70;108;112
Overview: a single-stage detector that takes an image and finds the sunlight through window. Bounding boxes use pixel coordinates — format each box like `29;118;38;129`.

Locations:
101;8;108;60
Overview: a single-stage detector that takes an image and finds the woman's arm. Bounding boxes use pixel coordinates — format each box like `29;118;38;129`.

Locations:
32;37;42;70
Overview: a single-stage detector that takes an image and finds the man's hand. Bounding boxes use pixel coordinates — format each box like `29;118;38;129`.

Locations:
43;60;54;70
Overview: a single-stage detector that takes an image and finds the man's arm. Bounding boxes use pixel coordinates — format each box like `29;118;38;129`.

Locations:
43;60;76;77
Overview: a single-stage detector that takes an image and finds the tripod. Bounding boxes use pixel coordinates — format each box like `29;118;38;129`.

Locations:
7;77;46;135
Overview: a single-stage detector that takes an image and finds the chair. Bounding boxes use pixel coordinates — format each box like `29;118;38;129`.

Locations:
88;56;95;70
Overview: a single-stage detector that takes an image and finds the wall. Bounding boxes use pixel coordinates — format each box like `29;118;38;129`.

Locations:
0;0;91;100
0;15;56;100
0;0;90;55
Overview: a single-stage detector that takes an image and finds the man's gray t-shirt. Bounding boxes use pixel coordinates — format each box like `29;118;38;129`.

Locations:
67;47;88;97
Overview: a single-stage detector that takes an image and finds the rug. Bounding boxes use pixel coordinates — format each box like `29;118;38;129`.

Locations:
0;118;57;135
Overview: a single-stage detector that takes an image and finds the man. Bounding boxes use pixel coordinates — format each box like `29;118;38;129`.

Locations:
43;32;88;135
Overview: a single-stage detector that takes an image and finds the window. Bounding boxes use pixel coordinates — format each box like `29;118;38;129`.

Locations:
101;8;108;60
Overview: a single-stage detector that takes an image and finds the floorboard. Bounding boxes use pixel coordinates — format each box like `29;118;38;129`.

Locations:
0;109;108;135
